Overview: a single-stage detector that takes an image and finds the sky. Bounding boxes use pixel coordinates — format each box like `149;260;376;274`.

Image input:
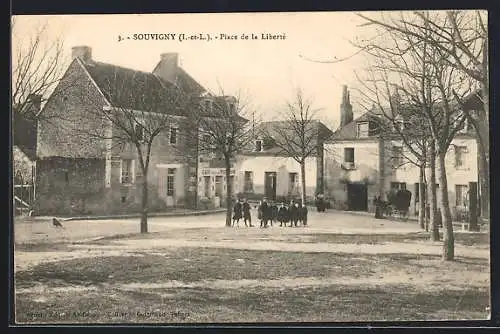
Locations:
12;12;378;130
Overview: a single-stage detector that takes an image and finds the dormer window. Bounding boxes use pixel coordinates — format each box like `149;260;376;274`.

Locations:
255;140;263;152
394;115;405;132
457;116;472;134
357;122;369;138
397;121;405;132
204;100;212;113
135;123;145;142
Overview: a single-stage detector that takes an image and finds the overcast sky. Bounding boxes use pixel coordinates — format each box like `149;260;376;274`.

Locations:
13;12;377;129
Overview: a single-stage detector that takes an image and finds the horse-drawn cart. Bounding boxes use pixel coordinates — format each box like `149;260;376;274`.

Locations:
378;189;412;220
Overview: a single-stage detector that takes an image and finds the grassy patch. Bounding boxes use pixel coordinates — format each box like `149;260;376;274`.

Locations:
15;284;489;323
15;248;488;289
14;243;74;252
90;228;490;248
15;249;376;287
297;232;490;246
14;246;490;323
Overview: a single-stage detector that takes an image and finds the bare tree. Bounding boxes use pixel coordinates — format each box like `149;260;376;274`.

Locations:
354;11;475;260
11;17;67;117
356;10;489;223
192;90;253;227
352;33;440;239
260;88;323;207
72;70;192;233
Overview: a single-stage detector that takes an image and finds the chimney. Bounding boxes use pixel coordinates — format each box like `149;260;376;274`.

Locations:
153;52;179;84
71;46;92;63
340;85;353;128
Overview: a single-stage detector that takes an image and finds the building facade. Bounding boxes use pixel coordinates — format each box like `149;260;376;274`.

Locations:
233;120;332;203
324;86;479;220
33;46;231;215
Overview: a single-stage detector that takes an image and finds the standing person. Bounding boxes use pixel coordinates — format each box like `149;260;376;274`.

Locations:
257;200;263;223
289;200;297;227
277;203;285;227
300;203;309;226
297;202;304;226
243;198;253;227
260;198;269;228
374;195;383;219
293;202;300;227
271;202;278;227
283;203;290;227
264;199;273;228
232;199;243;227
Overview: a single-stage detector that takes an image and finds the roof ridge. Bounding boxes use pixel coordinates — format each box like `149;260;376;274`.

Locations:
90;60;158;77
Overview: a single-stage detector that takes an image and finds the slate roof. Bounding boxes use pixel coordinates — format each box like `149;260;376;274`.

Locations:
82;61;193;116
243;120;333;156
327;113;382;142
327;97;479;143
152;62;206;96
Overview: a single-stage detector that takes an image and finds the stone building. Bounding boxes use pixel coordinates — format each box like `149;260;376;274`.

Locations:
324;85;480;220
34;46;230;215
234;120;333;203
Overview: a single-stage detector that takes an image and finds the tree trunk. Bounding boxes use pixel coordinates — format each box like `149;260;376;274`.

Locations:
140;171;148;233
418;166;425;230
225;157;232;227
477;83;489;223
300;160;307;207
438;152;454;261
478;41;490;222
428;142;440;241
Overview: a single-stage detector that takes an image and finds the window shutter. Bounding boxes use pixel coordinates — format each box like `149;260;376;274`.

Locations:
119;160;123;183
131;160;136;183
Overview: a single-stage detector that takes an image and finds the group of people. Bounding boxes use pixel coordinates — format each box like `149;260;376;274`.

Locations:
373;188;412;219
232;198;309;228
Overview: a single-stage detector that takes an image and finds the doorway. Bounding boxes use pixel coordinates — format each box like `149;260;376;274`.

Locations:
347;182;368;211
264;172;277;201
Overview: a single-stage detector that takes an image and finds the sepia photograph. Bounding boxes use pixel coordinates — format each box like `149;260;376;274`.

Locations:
11;10;490;324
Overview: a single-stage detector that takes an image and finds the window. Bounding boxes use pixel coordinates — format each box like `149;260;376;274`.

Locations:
215;176;223;196
456;184;468;207
394;115;405;132
368;121;379;136
170;127;178;145
167;168;175;196
344;147;354;163
229;103;235;113
64;171;69;183
121;159;132;184
391;182;406;190
204;176;211;197
135;162;143;183
396;120;405;132
135;123;144;142
392;146;404;168
357;122;369;138
289;172;299;193
457;118;468;133
229;175;235;194
202;134;211;146
204;100;212;113
244;171;254;192
455;146;467;168
255;140;262;152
